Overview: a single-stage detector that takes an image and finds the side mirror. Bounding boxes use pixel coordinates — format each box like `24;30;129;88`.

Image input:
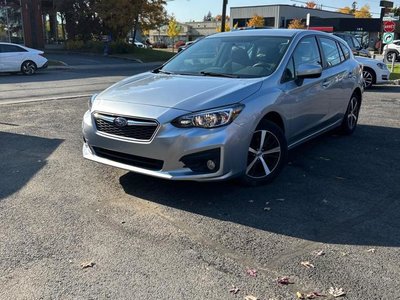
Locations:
296;64;322;79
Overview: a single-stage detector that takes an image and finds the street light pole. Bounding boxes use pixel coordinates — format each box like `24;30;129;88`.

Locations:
221;0;228;32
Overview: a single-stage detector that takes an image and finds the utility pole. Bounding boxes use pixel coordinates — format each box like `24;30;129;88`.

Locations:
221;0;228;32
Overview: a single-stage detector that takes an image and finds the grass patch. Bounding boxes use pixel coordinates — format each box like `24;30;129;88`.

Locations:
113;48;176;63
388;64;400;80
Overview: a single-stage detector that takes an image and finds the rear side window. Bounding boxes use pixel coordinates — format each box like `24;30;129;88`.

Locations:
320;37;342;67
339;42;351;60
0;44;27;53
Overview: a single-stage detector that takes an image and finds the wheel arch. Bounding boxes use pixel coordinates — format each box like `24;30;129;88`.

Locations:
363;66;376;84
258;111;285;134
352;86;363;103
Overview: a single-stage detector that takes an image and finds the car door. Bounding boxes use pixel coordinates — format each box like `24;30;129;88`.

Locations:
0;44;26;71
279;35;332;144
317;36;351;123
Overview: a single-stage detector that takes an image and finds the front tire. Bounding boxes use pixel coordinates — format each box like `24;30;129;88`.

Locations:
240;120;287;186
362;68;375;89
21;60;37;75
340;94;361;135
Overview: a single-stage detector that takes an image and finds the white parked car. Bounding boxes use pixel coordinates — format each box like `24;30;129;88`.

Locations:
355;56;391;89
383;40;400;63
0;42;48;75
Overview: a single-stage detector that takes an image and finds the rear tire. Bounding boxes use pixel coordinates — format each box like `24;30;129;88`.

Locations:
240;120;287;186
21;60;37;75
340;94;361;135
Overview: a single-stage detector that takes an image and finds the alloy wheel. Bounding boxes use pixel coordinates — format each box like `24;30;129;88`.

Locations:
246;130;281;179
362;70;373;88
347;97;359;130
22;61;36;75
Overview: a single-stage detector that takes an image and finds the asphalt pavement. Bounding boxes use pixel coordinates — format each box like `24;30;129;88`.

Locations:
0;56;400;299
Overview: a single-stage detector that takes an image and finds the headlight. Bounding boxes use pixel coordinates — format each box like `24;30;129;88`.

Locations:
172;104;244;128
88;94;98;110
377;63;388;70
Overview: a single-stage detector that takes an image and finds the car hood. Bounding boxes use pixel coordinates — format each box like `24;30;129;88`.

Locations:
355;56;382;66
96;72;263;112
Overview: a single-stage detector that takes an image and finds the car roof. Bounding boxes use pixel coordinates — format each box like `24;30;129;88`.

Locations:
209;29;335;39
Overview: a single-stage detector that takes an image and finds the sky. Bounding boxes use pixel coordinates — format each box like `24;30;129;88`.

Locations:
165;0;400;22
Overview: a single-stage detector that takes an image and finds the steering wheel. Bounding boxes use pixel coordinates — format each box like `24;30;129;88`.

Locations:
252;62;272;70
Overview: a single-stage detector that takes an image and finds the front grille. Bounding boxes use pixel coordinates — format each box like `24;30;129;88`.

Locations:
92;147;163;171
94;113;158;141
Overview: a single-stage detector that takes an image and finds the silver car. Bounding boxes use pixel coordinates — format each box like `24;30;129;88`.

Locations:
83;29;363;185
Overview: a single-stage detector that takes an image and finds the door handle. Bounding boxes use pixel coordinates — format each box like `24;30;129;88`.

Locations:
322;80;330;88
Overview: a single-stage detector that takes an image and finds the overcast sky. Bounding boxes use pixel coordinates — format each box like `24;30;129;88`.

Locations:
166;0;399;22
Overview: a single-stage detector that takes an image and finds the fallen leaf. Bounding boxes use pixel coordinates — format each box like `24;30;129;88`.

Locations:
296;291;305;299
335;176;345;180
306;292;325;299
246;268;257;277
301;261;315;269
229;285;240;294
341;252;348;256
81;261;95;269
264;207;271;211
322;199;328;204
249;200;254;203
276;198;285;201
367;248;376;253
265;201;270;205
313;250;325;257
277;276;294;285
328;287;346;297
244;295;258;300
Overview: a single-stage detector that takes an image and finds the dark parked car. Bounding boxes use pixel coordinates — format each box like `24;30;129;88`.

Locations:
334;33;371;58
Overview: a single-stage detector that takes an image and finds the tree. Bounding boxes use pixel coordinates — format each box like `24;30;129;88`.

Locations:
288;19;306;29
337;3;371;18
56;0;101;41
392;6;400;16
354;5;372;18
167;16;180;52
204;11;212;21
246;14;264;27
337;6;352;14
215;14;230;21
216;23;230;32
305;1;317;9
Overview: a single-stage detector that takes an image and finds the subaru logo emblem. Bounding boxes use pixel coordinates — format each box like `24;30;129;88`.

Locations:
114;117;128;127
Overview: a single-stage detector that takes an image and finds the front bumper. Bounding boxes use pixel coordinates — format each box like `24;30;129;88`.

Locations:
82;110;250;181
376;69;391;84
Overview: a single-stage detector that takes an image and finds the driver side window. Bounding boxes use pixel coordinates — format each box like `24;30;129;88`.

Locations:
282;36;321;82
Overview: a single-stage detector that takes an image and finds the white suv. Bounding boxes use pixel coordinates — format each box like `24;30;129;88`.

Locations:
384;40;400;63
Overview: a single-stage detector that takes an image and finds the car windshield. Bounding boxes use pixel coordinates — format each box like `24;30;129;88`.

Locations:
159;35;292;78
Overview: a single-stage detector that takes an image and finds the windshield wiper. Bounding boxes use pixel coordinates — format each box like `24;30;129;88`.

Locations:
152;67;172;75
200;71;240;78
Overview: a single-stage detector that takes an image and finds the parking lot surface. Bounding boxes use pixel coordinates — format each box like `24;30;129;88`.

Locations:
0;70;399;299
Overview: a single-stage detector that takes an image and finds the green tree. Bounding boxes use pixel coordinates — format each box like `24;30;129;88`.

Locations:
167;16;181;52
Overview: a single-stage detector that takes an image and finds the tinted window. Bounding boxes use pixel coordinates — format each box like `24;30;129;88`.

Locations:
0;44;27;53
320;38;342;67
352;37;361;49
339;42;351;60
162;36;292;78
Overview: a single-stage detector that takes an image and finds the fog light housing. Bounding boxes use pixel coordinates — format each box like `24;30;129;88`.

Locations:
180;148;221;173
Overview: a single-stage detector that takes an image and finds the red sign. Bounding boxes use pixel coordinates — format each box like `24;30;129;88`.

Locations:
384;21;395;32
309;26;334;33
